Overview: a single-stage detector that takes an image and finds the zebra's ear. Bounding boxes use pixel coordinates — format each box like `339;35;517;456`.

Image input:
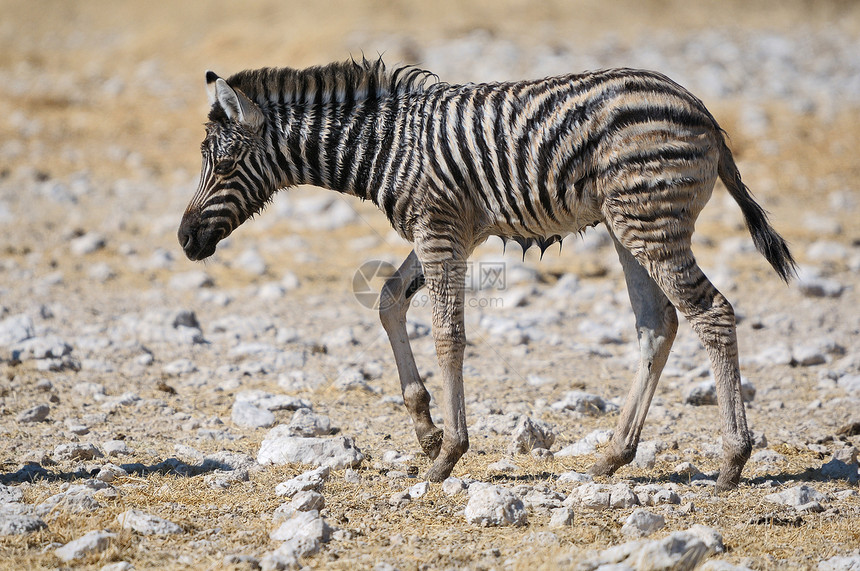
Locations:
205;70;220;107
206;72;264;130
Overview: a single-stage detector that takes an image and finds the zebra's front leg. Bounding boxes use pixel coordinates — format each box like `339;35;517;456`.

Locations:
420;255;469;482
379;250;443;459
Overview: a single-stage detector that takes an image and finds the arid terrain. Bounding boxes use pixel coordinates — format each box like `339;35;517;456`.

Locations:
1;1;859;569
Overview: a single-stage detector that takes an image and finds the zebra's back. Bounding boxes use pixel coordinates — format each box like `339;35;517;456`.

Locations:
419;68;723;244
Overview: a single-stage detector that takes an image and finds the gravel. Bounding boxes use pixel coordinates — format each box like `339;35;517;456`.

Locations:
2;4;859;568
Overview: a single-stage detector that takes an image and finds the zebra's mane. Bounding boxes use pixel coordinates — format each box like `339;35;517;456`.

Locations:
226;57;438;106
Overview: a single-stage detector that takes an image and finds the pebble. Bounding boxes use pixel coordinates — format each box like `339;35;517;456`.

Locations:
549;507;575;528
274;491;326;523
818;554;860;571
234;248;268;275
0;505;47;536
464;485;528;527
764;484;828;508
555;429;614;457
507;415;556;454
551;391;618;415
563;482;639;511
274;466;331;498
55;530;116;562
0;313;34;346
820;447;859;483
487;458;520;474
103;439;130;456
287;408;333;437
268;509;332;556
168;271;214;290
16;403;50;423
53;442;103;462
621;508;666;538
577;527;713;570
69;232;106;255
442;477;468;496
258;429;365;470
684;378;755;406
231;400;277;429
116;509;183;535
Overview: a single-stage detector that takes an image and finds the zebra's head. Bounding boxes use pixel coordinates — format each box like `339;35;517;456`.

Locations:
178;71;274;261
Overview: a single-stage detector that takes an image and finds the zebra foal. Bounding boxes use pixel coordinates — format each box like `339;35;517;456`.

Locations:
178;58;795;491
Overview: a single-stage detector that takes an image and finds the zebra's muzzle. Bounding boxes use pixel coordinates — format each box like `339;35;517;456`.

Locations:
178;211;223;261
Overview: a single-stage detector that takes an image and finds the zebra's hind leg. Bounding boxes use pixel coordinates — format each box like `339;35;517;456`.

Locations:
379;250;443;459
651;252;751;491
589;233;678;478
606;208;752;491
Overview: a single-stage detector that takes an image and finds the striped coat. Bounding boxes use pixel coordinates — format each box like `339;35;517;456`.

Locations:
179;58;795;490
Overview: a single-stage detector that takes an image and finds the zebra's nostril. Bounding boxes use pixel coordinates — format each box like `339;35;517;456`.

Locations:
178;225;194;251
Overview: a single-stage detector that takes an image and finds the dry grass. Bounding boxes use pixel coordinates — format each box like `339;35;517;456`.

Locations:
2;1;860;569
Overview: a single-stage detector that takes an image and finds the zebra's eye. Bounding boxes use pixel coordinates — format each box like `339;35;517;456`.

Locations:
214;159;235;175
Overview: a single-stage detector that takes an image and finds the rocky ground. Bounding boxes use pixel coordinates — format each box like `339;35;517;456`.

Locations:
1;1;859;569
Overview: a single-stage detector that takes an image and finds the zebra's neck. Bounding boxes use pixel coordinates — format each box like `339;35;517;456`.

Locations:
269;95;423;205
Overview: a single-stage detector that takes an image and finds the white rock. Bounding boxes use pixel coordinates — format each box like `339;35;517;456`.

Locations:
16;404;50;423
234;248;268;275
96;463;128;483
838;374;860;394
116;509;182;535
818;554;860;571
442;477;468;496
555;429;614;457
70;232;106;255
508;415;556;454
487;458;520;473
0;484;24;504
10;336;72;361
287;408;332;437
274;466;331;498
0;314;34;346
231;400;277;429
55;530;116;562
549;507;575;528
269;509;332;546
100;562;135;571
551;391;617;415
557;471;593;484
564;483;611;510
621;508;666;538
0;505;47;536
103;440;130;456
764;485;828;508
53;443;102;462
634;484;681;506
609;483;640;509
632;531;710;569
273;490;326;523
258;429;364;470
686;524;726;554
674;462;703;478
235;390;311;411
751;449;786;464
408;481;430;499
464;485;527;527
169;270;214;290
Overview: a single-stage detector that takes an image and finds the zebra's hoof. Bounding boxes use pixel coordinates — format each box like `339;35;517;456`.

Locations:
419;428;444;460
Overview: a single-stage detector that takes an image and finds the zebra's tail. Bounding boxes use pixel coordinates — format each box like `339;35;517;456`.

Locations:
717;138;797;283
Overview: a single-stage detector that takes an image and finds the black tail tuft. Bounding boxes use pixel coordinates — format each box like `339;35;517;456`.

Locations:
718;139;797;283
